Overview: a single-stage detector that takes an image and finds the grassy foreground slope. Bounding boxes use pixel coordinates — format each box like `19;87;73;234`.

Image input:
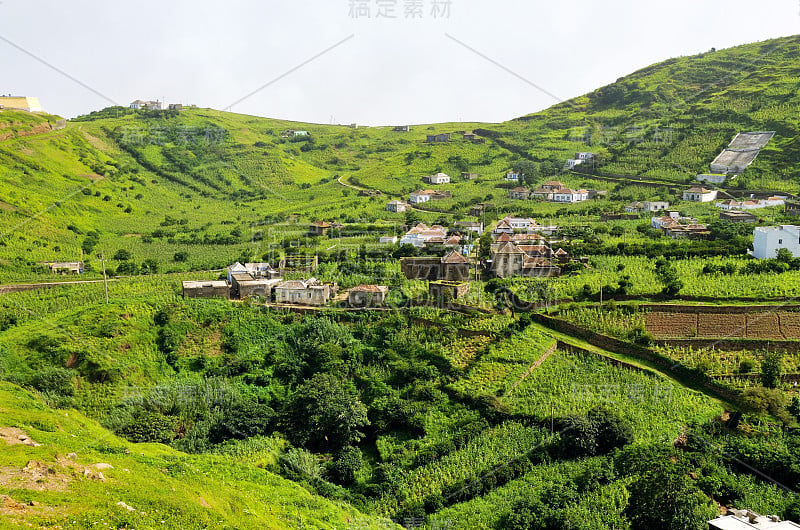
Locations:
0;382;397;529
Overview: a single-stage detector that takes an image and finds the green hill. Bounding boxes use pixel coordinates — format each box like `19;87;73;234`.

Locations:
0;35;799;281
0;382;397;529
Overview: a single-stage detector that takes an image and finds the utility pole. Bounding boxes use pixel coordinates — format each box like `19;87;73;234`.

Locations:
101;255;109;304
599;267;604;310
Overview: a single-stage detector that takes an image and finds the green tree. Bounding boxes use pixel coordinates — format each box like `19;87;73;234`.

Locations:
140;258;159;275
626;468;717;530
283;373;370;451
761;351;783;389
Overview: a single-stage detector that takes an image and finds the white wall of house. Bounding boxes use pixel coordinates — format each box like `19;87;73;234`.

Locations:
683;190;718;202
644;201;670;212
752;225;800;259
409;193;431;204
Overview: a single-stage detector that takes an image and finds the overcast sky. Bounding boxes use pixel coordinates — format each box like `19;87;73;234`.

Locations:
1;0;798;124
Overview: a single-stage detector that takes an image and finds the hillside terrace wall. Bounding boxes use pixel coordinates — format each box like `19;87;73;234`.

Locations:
531;313;741;405
639;304;800;314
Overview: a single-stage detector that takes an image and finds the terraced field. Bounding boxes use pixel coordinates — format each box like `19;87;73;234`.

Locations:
646;311;800;340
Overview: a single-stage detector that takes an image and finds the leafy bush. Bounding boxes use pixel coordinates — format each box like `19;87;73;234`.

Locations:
30;367;75;397
117;411;177;444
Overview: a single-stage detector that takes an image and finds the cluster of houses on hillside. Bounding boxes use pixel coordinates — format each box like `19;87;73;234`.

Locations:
508;180;604;204
651;212;710;239
183;262;394;307
129;100;184;111
398;223;463;249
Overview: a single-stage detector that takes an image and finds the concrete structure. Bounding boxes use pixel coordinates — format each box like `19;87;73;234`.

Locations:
786;202;800;217
0;96;44;112
644;201;670;212
683;187;718;202
386;200;410;213
235;278;281;300
182;280;230;299
129;100;162;110
274;278;333;306
625;202;645;213
505;171;522;182
348;285;389;307
709;132;774;174
426;133;450;143
409;190;432;204
380;236;398;244
553;189;589;203
393;125;412;132
309;221;332;236
429;281;470;300
454;221;484;236
399;223;448;248
491;241;560;278
709;509;800;529
423;172;451;185
721;210;757;223
697;173;728;184
242;262;281;280
44;261;84;274
508;187;530;200
401;250;470;281
461;172;478;180
716;198;785;210
751;225;800;259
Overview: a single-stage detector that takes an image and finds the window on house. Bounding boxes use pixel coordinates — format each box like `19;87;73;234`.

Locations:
779;239;783;245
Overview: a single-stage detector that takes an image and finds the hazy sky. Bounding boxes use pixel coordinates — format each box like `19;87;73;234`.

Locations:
1;0;798;124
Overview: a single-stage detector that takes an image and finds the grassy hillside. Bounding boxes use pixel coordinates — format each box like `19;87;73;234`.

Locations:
491;35;800;188
0;382;397;529
1;35;799;281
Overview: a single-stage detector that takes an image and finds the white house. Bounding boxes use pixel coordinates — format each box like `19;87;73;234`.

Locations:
424;172;451;185
683;187;718;202
643;201;670;212
565;159;583;170
409;190;431;204
651;212;680;229
575;152;595;161
380;236;398;244
751;225;800;259
697;174;728;185
716;198;785;211
504;216;538;231
553;189;589;203
386;200;410;213
505;171;521;182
